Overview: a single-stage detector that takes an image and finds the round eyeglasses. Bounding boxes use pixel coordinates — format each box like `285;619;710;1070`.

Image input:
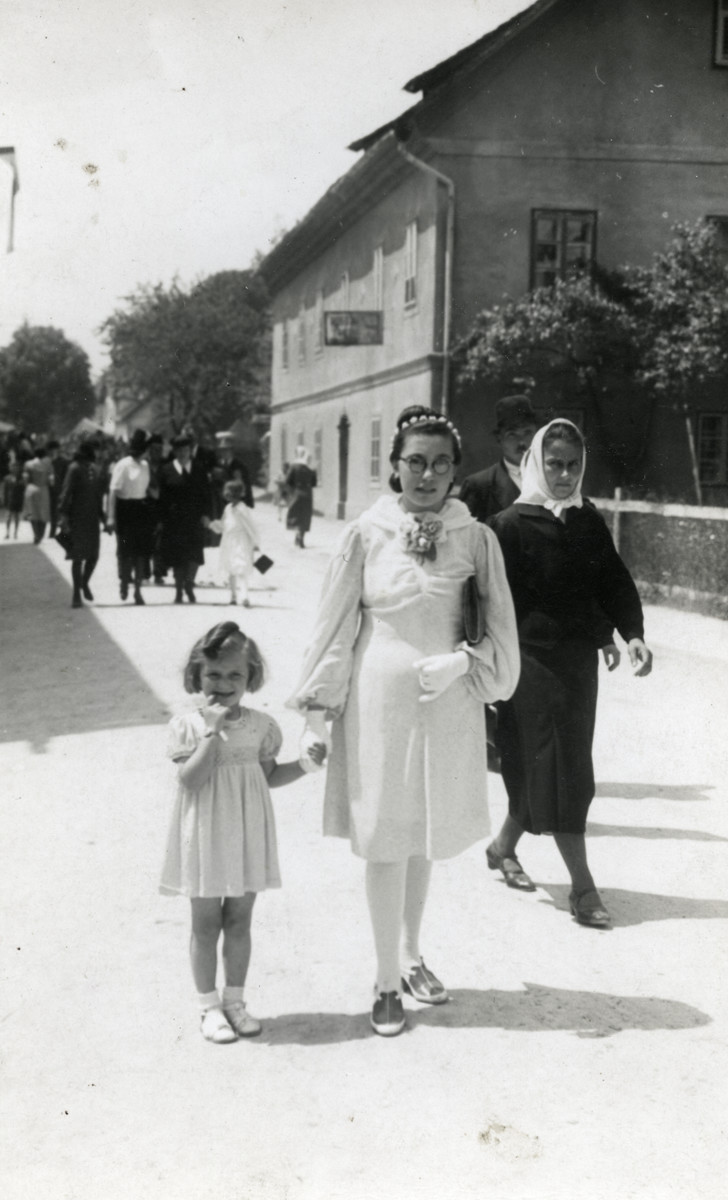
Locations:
399;454;453;476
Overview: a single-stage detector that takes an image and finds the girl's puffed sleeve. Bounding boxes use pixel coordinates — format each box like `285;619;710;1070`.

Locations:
259;717;283;763
166;713;201;762
457;524;520;704
287;522;365;718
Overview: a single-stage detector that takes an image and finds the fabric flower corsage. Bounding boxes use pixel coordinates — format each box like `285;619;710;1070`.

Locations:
399;513;446;563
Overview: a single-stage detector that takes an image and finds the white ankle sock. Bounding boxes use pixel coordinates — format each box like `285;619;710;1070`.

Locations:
222;986;244;1007
198;990;220;1012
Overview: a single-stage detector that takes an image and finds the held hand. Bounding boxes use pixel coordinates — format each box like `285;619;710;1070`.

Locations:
299;710;331;773
414;651;469;704
628;638;653;677
601;643;621;672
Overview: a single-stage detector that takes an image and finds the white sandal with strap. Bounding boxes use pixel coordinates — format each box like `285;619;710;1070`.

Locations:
200;1006;237;1043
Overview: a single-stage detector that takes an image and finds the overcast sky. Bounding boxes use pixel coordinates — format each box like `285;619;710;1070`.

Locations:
1;0;529;375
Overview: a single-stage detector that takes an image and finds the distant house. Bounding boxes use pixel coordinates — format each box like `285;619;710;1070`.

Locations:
260;0;728;515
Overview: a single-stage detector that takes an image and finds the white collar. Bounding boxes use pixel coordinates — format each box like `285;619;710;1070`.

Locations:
363;493;474;534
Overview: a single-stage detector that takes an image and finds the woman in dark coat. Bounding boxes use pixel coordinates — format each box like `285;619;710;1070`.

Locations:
285;446;317;547
158;434;212;603
487;419;652;927
58;440;107;608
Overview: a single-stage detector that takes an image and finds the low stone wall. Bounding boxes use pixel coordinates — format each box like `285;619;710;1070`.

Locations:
593;498;728;620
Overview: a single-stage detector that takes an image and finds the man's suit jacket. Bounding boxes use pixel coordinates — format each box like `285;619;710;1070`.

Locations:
458;460;519;524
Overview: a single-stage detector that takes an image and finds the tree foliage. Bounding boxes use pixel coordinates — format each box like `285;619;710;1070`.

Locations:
457;219;728;479
629;220;728;401
460;220;728;401
100;269;271;434
0;323;95;435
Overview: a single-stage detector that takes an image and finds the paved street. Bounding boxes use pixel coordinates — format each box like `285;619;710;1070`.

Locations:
1;500;727;1200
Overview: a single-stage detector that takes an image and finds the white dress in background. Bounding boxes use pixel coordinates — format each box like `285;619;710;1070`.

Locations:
160;708;282;897
288;495;520;862
216;500;258;601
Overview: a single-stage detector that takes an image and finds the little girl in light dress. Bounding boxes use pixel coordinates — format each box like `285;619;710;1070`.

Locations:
160;621;326;1043
212;479;259;606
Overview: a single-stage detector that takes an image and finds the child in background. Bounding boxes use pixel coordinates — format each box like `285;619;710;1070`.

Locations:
3;461;26;539
160;622;326;1043
215;479;259;607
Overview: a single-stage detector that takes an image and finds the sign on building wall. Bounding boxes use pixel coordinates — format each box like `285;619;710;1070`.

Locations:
324;311;383;346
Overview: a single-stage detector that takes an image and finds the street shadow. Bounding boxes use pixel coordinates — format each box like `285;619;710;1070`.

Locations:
595;782;714;802
257;981;710;1046
536;885;728;928
586;823;728;843
0;545;171;753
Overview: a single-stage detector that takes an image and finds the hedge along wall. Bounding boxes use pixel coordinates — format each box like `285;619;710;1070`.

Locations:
593;499;728;620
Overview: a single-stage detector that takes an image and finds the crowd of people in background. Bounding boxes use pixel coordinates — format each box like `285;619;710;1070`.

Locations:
0;425;259;609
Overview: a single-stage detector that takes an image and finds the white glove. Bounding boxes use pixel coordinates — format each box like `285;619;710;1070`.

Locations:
413;651;469;704
299;709;331;773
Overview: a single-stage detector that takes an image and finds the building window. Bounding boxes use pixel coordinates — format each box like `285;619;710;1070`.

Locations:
373;245;384;311
281;321;289;370
314;290;324;355
314;426;323;483
404;221;418;307
340;271;350;309
531;210;597;289
698;413;728;485
297;307;305;362
370;416;382;482
281;425;288;467
716;1;728;65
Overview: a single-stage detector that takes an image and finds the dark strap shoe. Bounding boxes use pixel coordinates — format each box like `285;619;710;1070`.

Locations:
486;843;536;891
370;990;405;1037
401;959;448;1005
569;889;611;928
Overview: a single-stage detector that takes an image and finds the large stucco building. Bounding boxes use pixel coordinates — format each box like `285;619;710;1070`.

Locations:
261;0;728;517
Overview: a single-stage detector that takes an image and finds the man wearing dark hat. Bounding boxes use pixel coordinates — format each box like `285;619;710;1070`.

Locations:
158;433;213;603
107;429;151;604
459;395;540;524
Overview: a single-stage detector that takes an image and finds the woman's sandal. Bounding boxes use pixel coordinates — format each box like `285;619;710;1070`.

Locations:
401;959;448;1005
485;843;536;891
200;1006;237;1043
569;888;611;928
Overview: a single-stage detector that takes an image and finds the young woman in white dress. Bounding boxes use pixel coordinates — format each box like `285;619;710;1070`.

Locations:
289;406;520;1036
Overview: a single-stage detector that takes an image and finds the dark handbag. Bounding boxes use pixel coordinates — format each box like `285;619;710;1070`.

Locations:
462;574;485;646
254;554;274;574
54;527;73;558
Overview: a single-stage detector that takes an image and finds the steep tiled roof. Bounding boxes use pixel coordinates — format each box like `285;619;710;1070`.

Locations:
259;132;413;293
349;0;561;153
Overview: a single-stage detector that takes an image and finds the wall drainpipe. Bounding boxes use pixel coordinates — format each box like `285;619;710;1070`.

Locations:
396;143;455;416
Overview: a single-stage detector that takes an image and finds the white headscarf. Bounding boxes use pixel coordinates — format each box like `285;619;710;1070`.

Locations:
517;418;586;518
295;445;311;466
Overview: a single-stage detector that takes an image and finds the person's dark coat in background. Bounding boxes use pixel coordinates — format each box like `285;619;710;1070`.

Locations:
158;454;212;571
459;462;520;524
58;455;106;562
286;452;317;545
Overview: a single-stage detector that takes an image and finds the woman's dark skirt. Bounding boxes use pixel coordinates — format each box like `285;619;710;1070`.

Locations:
496;638;598;835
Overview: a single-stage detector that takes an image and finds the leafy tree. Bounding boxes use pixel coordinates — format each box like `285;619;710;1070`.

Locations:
629;220;728;402
0;323;95;435
457;272;647;479
100;269;271;434
456;219;728;483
